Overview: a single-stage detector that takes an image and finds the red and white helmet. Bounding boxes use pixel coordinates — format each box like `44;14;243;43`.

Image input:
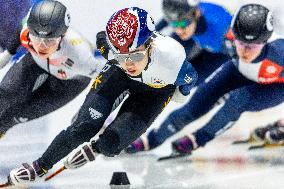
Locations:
106;7;155;54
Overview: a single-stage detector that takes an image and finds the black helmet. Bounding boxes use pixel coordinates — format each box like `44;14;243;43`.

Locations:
27;0;71;38
232;4;273;44
162;0;199;21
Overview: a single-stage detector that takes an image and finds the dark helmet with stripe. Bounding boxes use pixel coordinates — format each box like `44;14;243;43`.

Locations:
232;4;273;43
27;0;71;38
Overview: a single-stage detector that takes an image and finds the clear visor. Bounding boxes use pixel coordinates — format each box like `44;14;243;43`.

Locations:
235;39;265;49
29;33;61;48
113;45;151;63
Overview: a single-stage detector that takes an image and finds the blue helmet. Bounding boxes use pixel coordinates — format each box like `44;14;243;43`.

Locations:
106;7;155;54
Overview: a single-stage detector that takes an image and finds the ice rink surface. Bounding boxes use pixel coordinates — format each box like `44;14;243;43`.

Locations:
1;0;284;188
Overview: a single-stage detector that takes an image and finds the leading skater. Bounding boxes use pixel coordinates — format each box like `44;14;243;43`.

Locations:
4;7;197;185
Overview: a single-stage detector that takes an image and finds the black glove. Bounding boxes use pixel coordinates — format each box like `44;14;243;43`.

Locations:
96;31;110;60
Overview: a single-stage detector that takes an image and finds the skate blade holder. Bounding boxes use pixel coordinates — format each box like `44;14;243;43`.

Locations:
232;136;256;145
109;172;130;189
248;140;284;150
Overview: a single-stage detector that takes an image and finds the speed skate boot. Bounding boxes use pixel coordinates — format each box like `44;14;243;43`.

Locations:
125;129;170;154
125;135;150;154
171;134;198;154
250;123;278;142
265;126;284;145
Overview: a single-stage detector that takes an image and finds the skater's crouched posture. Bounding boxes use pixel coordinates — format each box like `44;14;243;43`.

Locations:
0;0;105;138
6;7;198;186
126;4;284;156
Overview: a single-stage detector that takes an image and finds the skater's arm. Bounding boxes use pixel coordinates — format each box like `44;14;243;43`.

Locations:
0;23;23;69
6;27;22;55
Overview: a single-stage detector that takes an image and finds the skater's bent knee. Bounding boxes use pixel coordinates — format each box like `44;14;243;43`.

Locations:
93;130;121;157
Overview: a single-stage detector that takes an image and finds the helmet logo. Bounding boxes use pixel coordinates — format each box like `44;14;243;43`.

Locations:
64;10;71;27
39;31;48;35
245;35;255;40
107;9;138;53
266;11;273;31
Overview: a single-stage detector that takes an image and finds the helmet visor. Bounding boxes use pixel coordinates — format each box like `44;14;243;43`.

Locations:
235;39;265;49
29;33;61;48
114;45;151;63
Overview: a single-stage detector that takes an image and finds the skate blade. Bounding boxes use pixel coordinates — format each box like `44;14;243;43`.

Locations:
0;181;27;189
45;166;66;181
157;153;190;161
0;183;9;188
0;182;12;188
232;136;257;145
249;141;284;150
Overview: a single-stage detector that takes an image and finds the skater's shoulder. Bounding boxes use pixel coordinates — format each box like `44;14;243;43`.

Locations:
267;33;284;50
63;28;93;51
265;33;284;62
151;33;186;68
62;28;94;57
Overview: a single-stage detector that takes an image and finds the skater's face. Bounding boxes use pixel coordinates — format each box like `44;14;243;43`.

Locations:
235;40;265;63
29;34;61;59
170;10;199;41
117;44;151;76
